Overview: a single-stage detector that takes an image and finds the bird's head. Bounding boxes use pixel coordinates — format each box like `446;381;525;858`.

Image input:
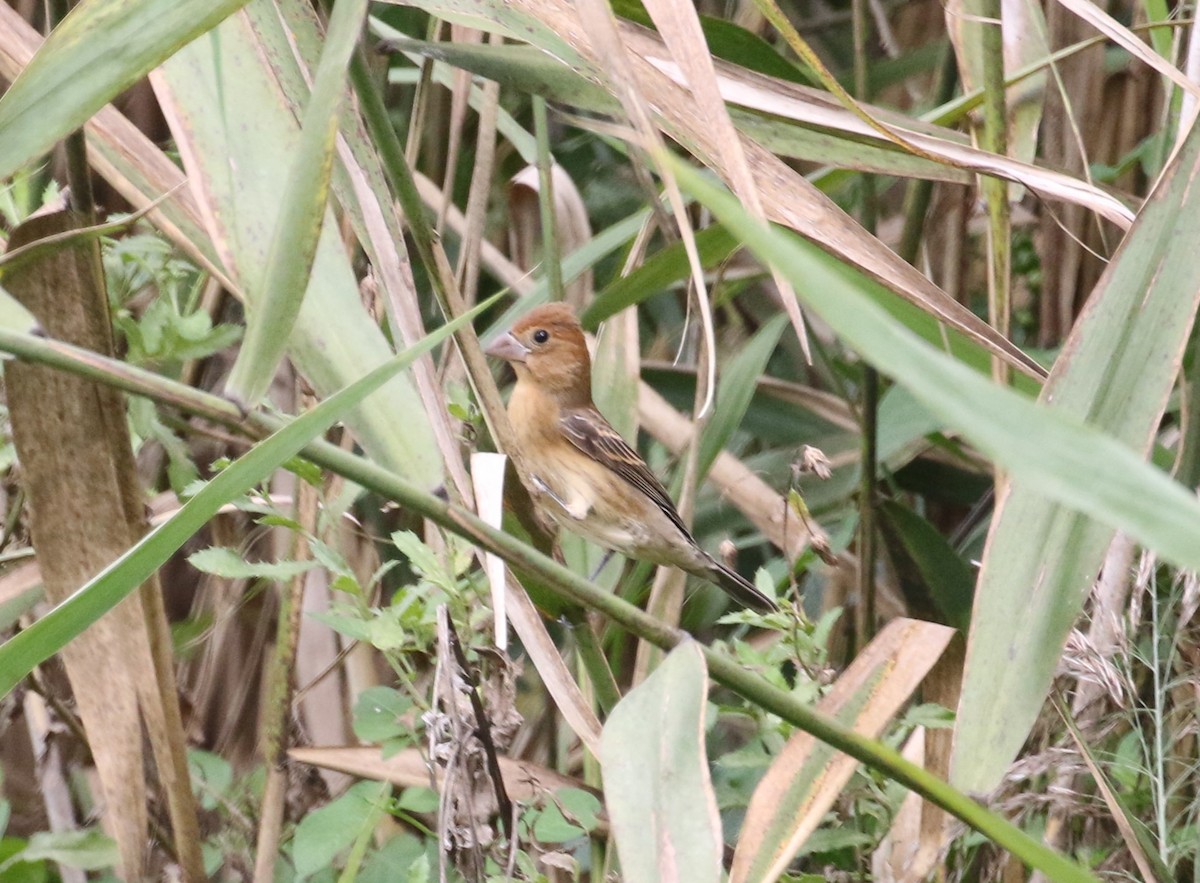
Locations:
486;303;592;405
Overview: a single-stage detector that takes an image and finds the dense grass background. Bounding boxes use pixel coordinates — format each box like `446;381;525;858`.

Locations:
0;0;1197;880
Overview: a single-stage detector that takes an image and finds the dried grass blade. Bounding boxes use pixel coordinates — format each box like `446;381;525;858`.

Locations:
574;0;719;416
643;0;809;360
289;745;601;810
730;619;955;882
1055;0;1200;101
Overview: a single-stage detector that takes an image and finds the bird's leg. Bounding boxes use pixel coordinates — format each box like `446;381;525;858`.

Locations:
588;549;616;582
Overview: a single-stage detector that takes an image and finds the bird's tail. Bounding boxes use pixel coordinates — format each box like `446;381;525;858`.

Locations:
705;558;779;613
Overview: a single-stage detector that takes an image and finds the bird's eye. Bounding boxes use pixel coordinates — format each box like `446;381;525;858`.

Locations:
532;329;550;344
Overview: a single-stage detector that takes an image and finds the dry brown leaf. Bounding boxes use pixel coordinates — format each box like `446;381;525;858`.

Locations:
289;745;603;818
642;0;809;360
1055;0;1200;102
872;636;963;882
507;163;594;309
504;574;603;755
730;618;956;883
492;0;1052;378
575;0;720;415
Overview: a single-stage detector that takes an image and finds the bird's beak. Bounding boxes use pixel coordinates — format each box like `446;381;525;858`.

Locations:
485;331;529;364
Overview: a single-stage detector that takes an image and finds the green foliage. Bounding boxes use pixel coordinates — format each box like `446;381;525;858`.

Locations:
0;829;117;874
188;546;318;581
2;0;1197;877
522;789;603;845
291;782;391;880
352;686;417;756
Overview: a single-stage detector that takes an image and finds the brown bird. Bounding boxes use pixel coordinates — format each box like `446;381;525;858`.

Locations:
486;303;778;613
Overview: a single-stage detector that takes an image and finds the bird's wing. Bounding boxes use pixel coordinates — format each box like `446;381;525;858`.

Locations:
559;408;693;540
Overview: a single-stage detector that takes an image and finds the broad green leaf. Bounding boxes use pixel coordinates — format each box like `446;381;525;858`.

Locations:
0;297;494;697
0;0;252;180
678;163;1200;576
951;104;1200;793
601;643;722;883
224;0;369;407
292;781;388;879
879;500;974;631
155;11;441;487
698;313;788;480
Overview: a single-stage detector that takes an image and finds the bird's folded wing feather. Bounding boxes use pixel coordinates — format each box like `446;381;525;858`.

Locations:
559;408;694;541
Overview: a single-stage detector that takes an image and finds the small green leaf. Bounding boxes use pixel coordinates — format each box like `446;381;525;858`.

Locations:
555;788;602;832
352;686;413;743
188;750;235;811
390;531;448;585
532;802;587;844
308;609;372;643
394;787;438;814
405;853;431;883
0;837;49;882
16;829;117;871
901;703;956;730
188;547;316;581
0;294;498;696
292;781;388;879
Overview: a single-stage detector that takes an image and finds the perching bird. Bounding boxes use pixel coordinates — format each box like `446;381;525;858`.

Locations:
486;303;778;613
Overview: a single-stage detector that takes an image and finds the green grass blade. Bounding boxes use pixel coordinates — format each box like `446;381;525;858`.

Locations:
0;0;251;179
698;313;788;480
951;109;1200;793
676;162;1200;572
224;0;369;407
583;225;739;328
